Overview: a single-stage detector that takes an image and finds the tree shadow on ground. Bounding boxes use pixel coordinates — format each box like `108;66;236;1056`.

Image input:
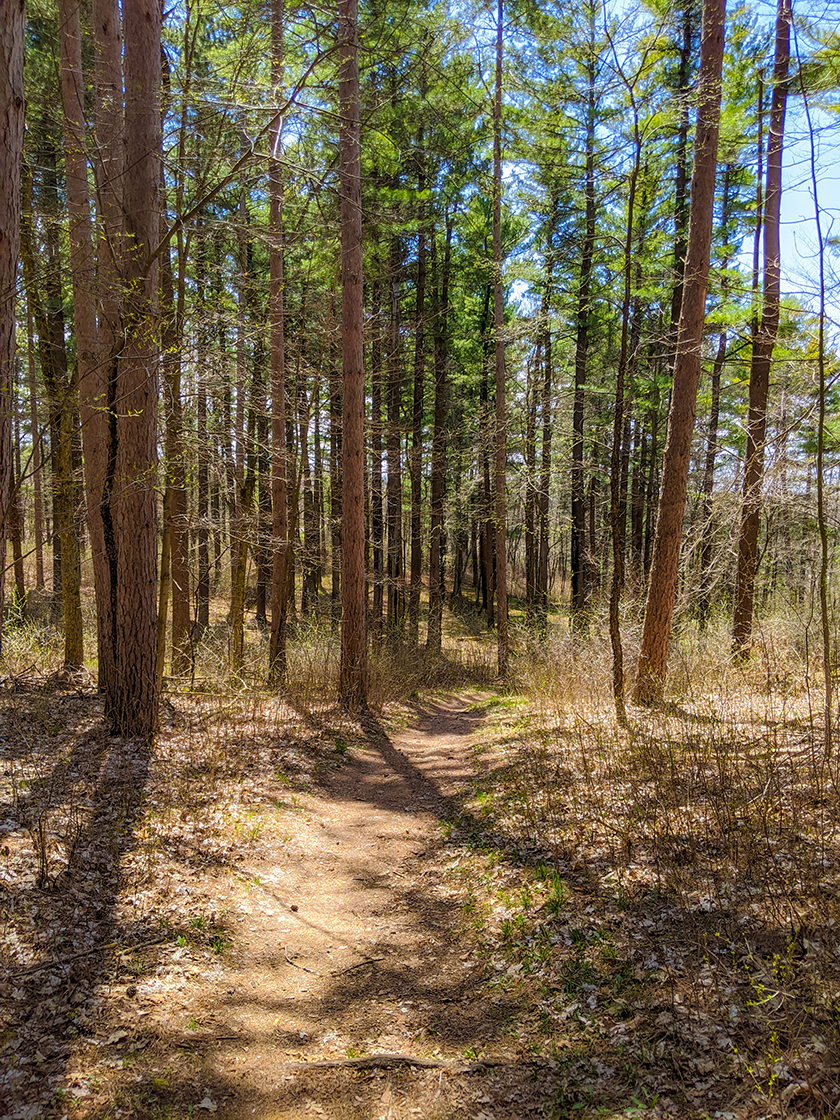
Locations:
0;680;152;1118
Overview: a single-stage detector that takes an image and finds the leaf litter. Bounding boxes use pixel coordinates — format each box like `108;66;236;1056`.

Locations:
0;671;838;1118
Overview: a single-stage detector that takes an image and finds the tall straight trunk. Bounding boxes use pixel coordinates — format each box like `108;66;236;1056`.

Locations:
607;97;642;724
0;2;23;654
26;310;45;590
370;280;385;641
195;372;211;635
635;0;726;705
493;0;509;677
668;2;695;342
230;210;248;636
427;220;451;653
478;284;494;626
156;220;176;686
60;0;112;670
524;346;538;615
571;29;597;624
169;235;191;672
329;335;342;630
537;298;552;635
642;377;661;574
408;156;427;645
91;0;123;703
338;0;367;709
385;238;404;636
105;0;161;735
732;0;789;657
269;0;290;680
301;375;322;614
255;376;271;626
696;166;734;627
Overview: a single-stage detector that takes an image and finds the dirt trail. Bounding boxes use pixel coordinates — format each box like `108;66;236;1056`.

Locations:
96;694;545;1120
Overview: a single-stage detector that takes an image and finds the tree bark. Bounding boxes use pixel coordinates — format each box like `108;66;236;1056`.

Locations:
0;1;23;655
385;238;404;637
571;28;597;625
408;154;427;646
338;0;367;710
732;0;789;657
493;0;509;677
269;0;290;681
634;0;726;705
106;0;162;735
427;220;451;654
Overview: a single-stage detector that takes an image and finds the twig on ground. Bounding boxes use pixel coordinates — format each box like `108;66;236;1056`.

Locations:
11;936;168;979
284;945;319;974
333;957;386;976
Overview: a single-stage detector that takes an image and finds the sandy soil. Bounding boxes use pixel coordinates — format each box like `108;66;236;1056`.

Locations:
3;692;558;1120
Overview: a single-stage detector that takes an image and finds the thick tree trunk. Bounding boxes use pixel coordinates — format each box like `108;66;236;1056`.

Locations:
269;0;290;681
634;0;726;705
92;0;123;705
732;0;789;657
60;0;116;673
105;0;161;735
338;0;367;710
493;0;509;677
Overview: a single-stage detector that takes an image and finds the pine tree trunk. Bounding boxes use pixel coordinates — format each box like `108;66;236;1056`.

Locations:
427;220;451;653
26;309;45;590
386;239;404;637
493;0;509;678
338;0;367;710
107;0;161;735
571;39;597;625
269;0;290;679
0;2;23;655
92;0;123;707
408;160;427;645
370;280;385;642
732;0;789;657
635;0;726;705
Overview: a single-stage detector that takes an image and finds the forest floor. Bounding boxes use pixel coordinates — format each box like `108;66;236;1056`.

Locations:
2;625;840;1119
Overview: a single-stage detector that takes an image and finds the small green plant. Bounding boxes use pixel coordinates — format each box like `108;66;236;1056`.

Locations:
209;932;228;953
334;737;348;755
545;874;567;915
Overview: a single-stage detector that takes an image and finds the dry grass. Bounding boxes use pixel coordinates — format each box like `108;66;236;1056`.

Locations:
456;611;840;1116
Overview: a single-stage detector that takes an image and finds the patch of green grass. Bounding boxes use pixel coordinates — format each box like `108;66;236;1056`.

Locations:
208;932;228;954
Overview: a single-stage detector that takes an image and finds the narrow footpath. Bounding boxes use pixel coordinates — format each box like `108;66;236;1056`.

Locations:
51;694;555;1120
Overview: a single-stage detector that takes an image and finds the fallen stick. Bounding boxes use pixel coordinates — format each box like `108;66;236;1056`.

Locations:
10;936;168;979
332;957;386;976
284;945;319;975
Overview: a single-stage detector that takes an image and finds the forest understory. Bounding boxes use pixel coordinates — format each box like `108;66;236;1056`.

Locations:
1;592;839;1120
